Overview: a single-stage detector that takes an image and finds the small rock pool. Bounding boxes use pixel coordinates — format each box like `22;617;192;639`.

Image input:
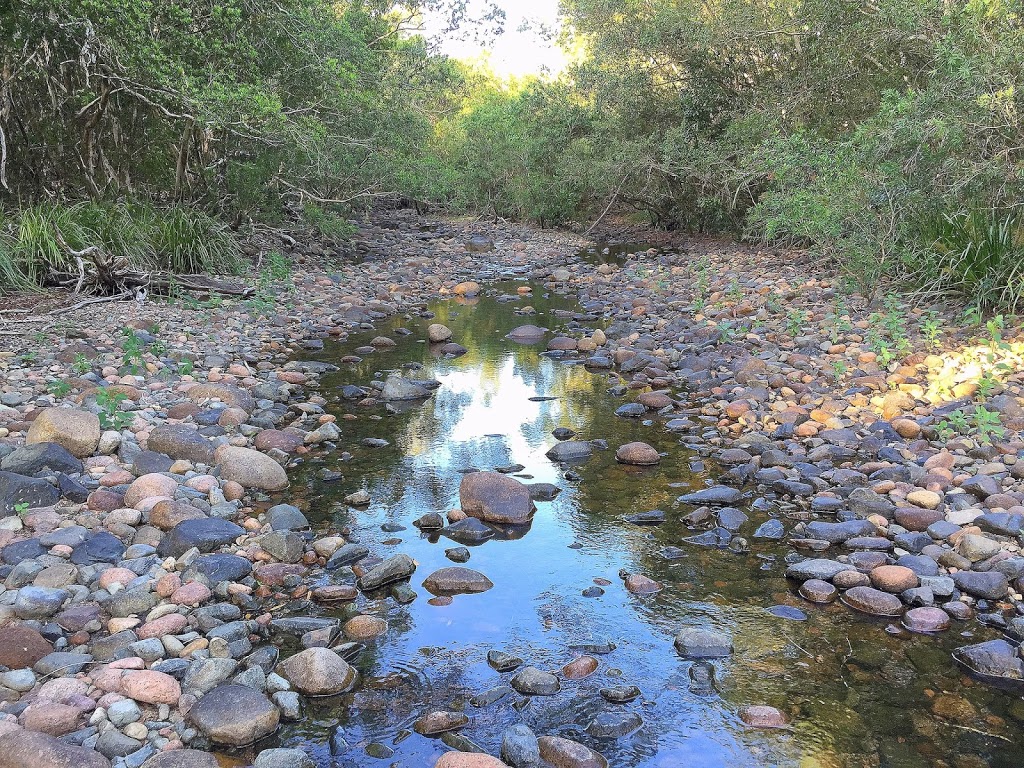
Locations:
265;278;1021;768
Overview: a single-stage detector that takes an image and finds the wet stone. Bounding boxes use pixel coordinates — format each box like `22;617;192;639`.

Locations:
674;627;732;659
586;710;643;738
903;606;951;634
600;685;641;703
487;650;523;672
841;586;904;617
510;666;560;695
798;578;838;603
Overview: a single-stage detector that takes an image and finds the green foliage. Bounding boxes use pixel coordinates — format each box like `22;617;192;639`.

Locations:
302;204;357;240
937;406;1006;444
13;502;29;519
95;388;133;431
147;208;242;274
924;210;1024;311
48;380;72;399
121;328;144;374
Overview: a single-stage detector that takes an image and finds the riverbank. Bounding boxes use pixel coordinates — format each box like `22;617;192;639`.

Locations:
0;210;1023;768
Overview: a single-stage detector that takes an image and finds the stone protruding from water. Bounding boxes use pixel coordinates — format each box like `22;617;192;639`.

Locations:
673;627;733;659
459;472;535;525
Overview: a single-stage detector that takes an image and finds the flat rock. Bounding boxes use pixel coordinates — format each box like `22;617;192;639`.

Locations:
0;729;110;768
841;586;903;616
422;567;494;595
673;627;732;658
677;486;742;505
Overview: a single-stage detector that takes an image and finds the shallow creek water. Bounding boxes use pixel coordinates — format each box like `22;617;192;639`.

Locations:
264;276;1021;768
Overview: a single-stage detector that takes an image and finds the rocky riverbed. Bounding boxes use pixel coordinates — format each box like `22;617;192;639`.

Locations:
0;210;1023;768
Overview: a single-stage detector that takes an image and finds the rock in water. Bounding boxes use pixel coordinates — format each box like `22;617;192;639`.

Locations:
545;441;593;462
510;666;560;695
380;374;435;401
186;684;280;746
507;325;547;342
434;754;509;768
279;647;359;696
427;324;453;342
673;627;733;659
677;486;742;505
953;639;1024;690
614;442;660;465
537;736;608;768
459;471;535;524
357;553;417;591
26;408;101;458
422;567;494;595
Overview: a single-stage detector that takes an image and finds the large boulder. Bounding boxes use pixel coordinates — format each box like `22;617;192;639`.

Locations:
0;729;110;768
278;647;359;696
0;443;83;476
186;684;279;746
26;408;100;458
147;425;215;464
0;471;59;513
459;472;535;525
214;445;288;491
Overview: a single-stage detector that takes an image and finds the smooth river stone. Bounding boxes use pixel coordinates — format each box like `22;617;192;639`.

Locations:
422;567;494;596
902;606;951;634
537;736;608;768
738;705;788;728
798;579;837;603
841;586;903;617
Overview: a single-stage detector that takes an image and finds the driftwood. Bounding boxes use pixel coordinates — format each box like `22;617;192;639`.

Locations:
44;233;254;298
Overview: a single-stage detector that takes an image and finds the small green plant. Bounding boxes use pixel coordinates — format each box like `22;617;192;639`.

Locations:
178;358;194;376
20;350;37;364
48;380;71;398
973;406;1006;444
976;372;999;400
831;360;848;379
785;308;807;336
920;311;943;350
962;304;983;328
95;388;133;430
726;278;743;302
72;353;91;375
121;328;144;374
13;502;28;518
937;409;971;441
149;338;168;356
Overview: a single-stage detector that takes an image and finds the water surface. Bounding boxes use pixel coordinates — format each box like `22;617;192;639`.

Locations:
271;280;1021;768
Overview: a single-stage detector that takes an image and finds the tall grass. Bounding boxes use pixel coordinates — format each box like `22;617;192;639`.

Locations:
925;209;1024;312
149;207;242;274
0;202;244;293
